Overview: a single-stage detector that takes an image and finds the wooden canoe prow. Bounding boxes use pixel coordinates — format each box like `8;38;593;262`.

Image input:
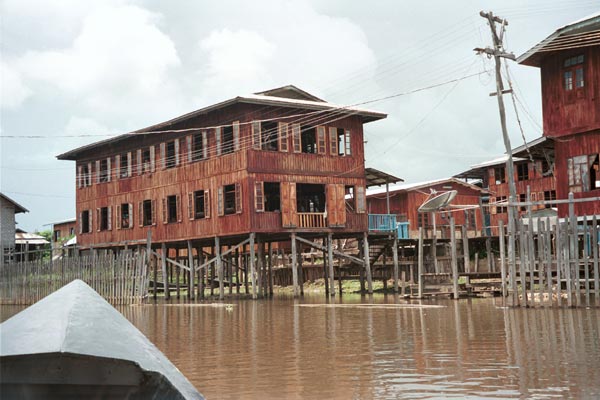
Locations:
0;280;203;400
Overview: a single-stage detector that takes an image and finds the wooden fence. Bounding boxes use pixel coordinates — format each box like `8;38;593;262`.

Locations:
0;251;149;305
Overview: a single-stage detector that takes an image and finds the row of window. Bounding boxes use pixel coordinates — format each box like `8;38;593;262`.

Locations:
417;209;477;229
491;160;552;185
77;122;353;188
489;190;557;215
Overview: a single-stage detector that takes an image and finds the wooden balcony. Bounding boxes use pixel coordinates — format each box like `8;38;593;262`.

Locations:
297;212;326;228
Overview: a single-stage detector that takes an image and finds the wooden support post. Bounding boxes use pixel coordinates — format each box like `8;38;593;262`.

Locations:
291;233;298;297
567;192;575;307
198;247;204;299
257;238;264;297
268;241;274;296
418;227;424;299
462;225;470;274
249;233;257;299
392;233;399;293
556;222;563;307
187;240;194;300
363;232;373;294
537;217;545;305
593;215;599;307
486;236;492;272
216;237;224;300
450;217;459;300
323;236;329;297
175;249;181;299
527;188;535;306
236;247;241;294
210;246;215;297
583;215;590;307
161;243;169;300
359;237;366;293
518;219;527;307
499;219;507;298
337;239;343;296
298;247;304;296
243;245;249;294
328;233;335;297
545;218;552;307
228;246;233;295
432;212;439;274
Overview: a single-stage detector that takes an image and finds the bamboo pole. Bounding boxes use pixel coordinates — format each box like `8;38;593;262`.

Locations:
328;233;335;297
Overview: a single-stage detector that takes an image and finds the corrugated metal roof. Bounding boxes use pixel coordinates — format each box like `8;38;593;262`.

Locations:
366;177;485;196
15;232;49;245
365;167;404;188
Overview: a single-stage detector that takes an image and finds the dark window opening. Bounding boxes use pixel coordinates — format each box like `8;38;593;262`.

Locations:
517;163;529;181
345;185;355;212
192;133;204;161
296;183;325;213
494;167;505;184
544;190;557;208
82;164;91;186
143;200;153;226
261;121;278;151
194;190;206;219
337;128;351;156
142;148;151;173
519;193;527;212
568;153;600;192
119;153;129;178
222;125;234;154
224;184;236;215
264;182;281;212
591;155;599;191
167;195;178;223
541;159;551;175
497;196;507;214
99;207;109;231
301;126;317;154
418;212;429;228
121;203;130;228
82;210;90;233
69;227;74;236
53;230;60;242
99;159;109;183
166;141;176;168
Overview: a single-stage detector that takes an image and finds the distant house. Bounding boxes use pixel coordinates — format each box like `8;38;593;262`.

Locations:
15;229;49;262
51;218;77;257
1;193;28;263
518;12;600;218
366;178;485;239
455;137;556;234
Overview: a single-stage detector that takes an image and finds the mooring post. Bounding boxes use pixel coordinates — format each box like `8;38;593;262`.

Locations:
215;236;224;300
257;238;264;297
291;233;299;297
161;242;169;300
418;227;424;299
249;233;257;299
450;217;459;300
392;232;399;293
187;240;194;300
328;233;335;297
462;225;470;274
499;219;507;298
568;192;576;307
363;232;373;294
198;246;204;299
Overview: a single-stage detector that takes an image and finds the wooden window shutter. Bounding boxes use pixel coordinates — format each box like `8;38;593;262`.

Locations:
107;206;112;230
317;126;326;154
218;187;224;216
281;182;298;228
187;135;192;163
162;198;167;224
252;121;261;149
127;152;132;177
160;143;166;169
139;202;144;227
116;204;121;229
490;197;497;215
176;194;182;222
137;150;142;175
95;160;101;183
202;131;208;159
115;156;120;180
235;183;242;213
87;162;92;186
96;208;101;231
345;130;351;155
106;157;111;182
279;122;289;152
174;139;180;166
129;203;133;227
326;184;337;226
356;186;366;213
89;209;93;233
77;166;83;188
216;127;222;156
233;121;240;151
188;192;194;220
149;146;156;172
204;190;211;218
329;127;337;156
292;124;301;153
151;200;157;225
255;181;264;212
337;184;346;226
79;212;83;234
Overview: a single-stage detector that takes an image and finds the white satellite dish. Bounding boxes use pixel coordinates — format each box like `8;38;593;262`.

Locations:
418;190;458;213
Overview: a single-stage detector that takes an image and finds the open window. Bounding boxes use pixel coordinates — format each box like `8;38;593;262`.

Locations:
334;128;351;156
218;183;242;216
568;153;600;192
544;190;557;208
163;195;180;223
164;140;179;169
255;182;281;212
140;199;155;226
494;166;505;184
296;184;325;213
138;146;155;174
98;158;110;183
189;189;210;220
81;210;91;233
301;127;317;154
345;186;356;212
517;163;529;181
119;153;131;178
98;206;111;231
222;125;234;154
190;132;207;161
118;203;133;229
79;163;92;187
261;121;278;151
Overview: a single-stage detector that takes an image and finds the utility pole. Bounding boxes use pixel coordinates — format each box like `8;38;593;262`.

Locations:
475;11;518;300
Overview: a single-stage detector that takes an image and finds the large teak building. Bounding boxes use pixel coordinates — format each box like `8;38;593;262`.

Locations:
57;86;386;250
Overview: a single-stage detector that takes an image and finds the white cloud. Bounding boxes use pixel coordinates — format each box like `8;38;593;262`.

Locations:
0;62;32;109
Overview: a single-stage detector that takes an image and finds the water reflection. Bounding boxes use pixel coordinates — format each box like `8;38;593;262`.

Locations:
2;297;599;399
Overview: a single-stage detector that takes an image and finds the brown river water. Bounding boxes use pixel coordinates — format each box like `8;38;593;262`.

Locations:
3;295;600;399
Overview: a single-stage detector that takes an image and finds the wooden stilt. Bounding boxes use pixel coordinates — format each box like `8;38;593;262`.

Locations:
257;239;263;297
392;233;399;293
337;239;343;296
593;215;599;307
291;233;298;297
268;242;273;296
499;219;507;298
236;247;241;295
298;246;304;296
249;233;257;299
359;238;366;293
418;227;424;299
187;240;194;300
161;243;169;300
450;217;459;300
363;232;373;294
216;237;224;300
328;233;335;297
462;225;470;273
198;246;204;299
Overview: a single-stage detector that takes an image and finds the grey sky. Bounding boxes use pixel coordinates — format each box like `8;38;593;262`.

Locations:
1;0;598;232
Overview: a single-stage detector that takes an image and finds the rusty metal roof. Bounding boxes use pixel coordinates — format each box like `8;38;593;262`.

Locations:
365;168;404;188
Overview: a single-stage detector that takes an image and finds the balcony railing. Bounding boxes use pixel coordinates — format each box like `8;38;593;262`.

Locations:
297;212;327;228
368;214;397;232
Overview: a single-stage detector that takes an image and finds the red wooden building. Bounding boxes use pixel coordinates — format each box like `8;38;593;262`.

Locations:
366;178;485;239
57;85;386;249
455;137;556;233
518;12;600;218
